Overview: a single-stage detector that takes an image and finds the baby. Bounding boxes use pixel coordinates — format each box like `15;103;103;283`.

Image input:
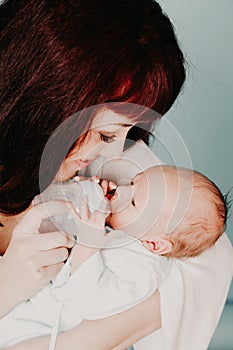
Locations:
107;164;227;259
0;165;227;349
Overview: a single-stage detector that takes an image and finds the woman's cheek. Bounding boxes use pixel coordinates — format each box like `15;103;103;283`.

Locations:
55;159;78;182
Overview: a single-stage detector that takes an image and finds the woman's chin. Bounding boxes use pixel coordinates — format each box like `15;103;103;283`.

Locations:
55;164;79;182
55;171;77;183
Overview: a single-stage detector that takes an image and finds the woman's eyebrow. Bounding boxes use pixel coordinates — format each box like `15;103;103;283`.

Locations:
118;123;133;127
96;123;133;133
99;123;132;128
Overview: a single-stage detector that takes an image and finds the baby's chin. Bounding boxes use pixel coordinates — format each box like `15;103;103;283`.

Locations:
105;212;113;227
106;216;134;236
106;213;121;230
106;212;139;235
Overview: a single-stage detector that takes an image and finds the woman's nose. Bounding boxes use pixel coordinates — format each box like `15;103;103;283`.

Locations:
99;138;125;160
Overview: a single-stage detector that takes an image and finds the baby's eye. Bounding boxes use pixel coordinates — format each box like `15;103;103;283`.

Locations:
100;133;116;143
132;199;136;207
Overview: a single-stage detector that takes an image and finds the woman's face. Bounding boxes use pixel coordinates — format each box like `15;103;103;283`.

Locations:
55;109;134;182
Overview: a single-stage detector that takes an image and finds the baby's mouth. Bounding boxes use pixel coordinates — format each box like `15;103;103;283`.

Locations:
105;188;117;201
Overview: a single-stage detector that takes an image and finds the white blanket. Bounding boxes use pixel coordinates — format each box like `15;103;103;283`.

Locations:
83;141;233;350
0;236;171;349
158;233;233;350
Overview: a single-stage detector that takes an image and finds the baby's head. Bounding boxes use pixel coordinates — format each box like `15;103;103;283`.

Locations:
108;165;227;258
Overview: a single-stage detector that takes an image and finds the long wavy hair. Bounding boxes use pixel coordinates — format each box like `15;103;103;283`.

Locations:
0;0;186;214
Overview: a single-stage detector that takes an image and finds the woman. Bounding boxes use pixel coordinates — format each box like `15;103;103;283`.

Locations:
0;0;185;311
1;1;232;349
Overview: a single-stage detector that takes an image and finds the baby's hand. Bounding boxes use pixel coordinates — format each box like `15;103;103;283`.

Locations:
74;174;117;199
79;195;109;229
70;195;110;271
97;178;117;199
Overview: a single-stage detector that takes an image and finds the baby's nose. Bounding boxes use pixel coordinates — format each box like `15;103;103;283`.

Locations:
116;184;133;206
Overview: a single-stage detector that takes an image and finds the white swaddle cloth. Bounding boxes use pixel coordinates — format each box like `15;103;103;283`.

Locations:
82;140;233;350
158;234;233;350
0;170;171;349
1;141;232;350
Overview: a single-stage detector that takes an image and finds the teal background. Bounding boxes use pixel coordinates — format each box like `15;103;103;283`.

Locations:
153;1;233;349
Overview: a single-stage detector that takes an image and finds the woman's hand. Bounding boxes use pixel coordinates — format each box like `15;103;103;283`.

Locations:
0;202;75;318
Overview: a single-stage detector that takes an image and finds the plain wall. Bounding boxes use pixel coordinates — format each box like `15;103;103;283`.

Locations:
153;0;233;244
152;1;233;349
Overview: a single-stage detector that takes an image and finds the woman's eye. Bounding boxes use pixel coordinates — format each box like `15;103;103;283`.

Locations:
100;134;116;143
132;199;136;207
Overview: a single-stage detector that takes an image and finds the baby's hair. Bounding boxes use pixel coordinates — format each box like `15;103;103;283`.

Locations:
223;187;233;225
164;169;228;259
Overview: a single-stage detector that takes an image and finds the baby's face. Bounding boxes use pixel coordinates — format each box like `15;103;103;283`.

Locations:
108;167;169;239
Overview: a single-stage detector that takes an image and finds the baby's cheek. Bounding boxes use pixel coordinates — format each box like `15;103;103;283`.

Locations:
109;212;126;229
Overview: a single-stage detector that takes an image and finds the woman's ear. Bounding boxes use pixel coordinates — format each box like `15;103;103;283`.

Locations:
141;237;173;255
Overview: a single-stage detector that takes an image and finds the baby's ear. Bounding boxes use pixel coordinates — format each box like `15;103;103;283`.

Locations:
142;238;173;255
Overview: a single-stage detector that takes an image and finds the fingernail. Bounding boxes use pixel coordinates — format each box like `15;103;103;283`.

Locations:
110;182;117;189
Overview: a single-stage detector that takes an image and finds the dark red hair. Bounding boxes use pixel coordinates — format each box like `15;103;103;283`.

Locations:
0;0;186;215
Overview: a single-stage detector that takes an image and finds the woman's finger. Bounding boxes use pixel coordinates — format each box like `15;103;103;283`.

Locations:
13;201;74;235
35;231;75;250
43;262;64;283
35;247;69;267
91;175;100;183
92;199;110;227
100;180;108;195
108;181;117;191
80;195;90;221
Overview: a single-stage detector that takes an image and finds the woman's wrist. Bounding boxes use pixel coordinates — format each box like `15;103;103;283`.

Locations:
6;336;51;350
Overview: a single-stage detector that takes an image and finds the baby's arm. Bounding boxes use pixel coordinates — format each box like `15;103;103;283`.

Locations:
48;180;160;319
73;238;161;320
70;243;98;272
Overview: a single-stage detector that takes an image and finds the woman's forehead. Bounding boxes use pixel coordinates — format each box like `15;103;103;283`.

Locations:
91;108;134;131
